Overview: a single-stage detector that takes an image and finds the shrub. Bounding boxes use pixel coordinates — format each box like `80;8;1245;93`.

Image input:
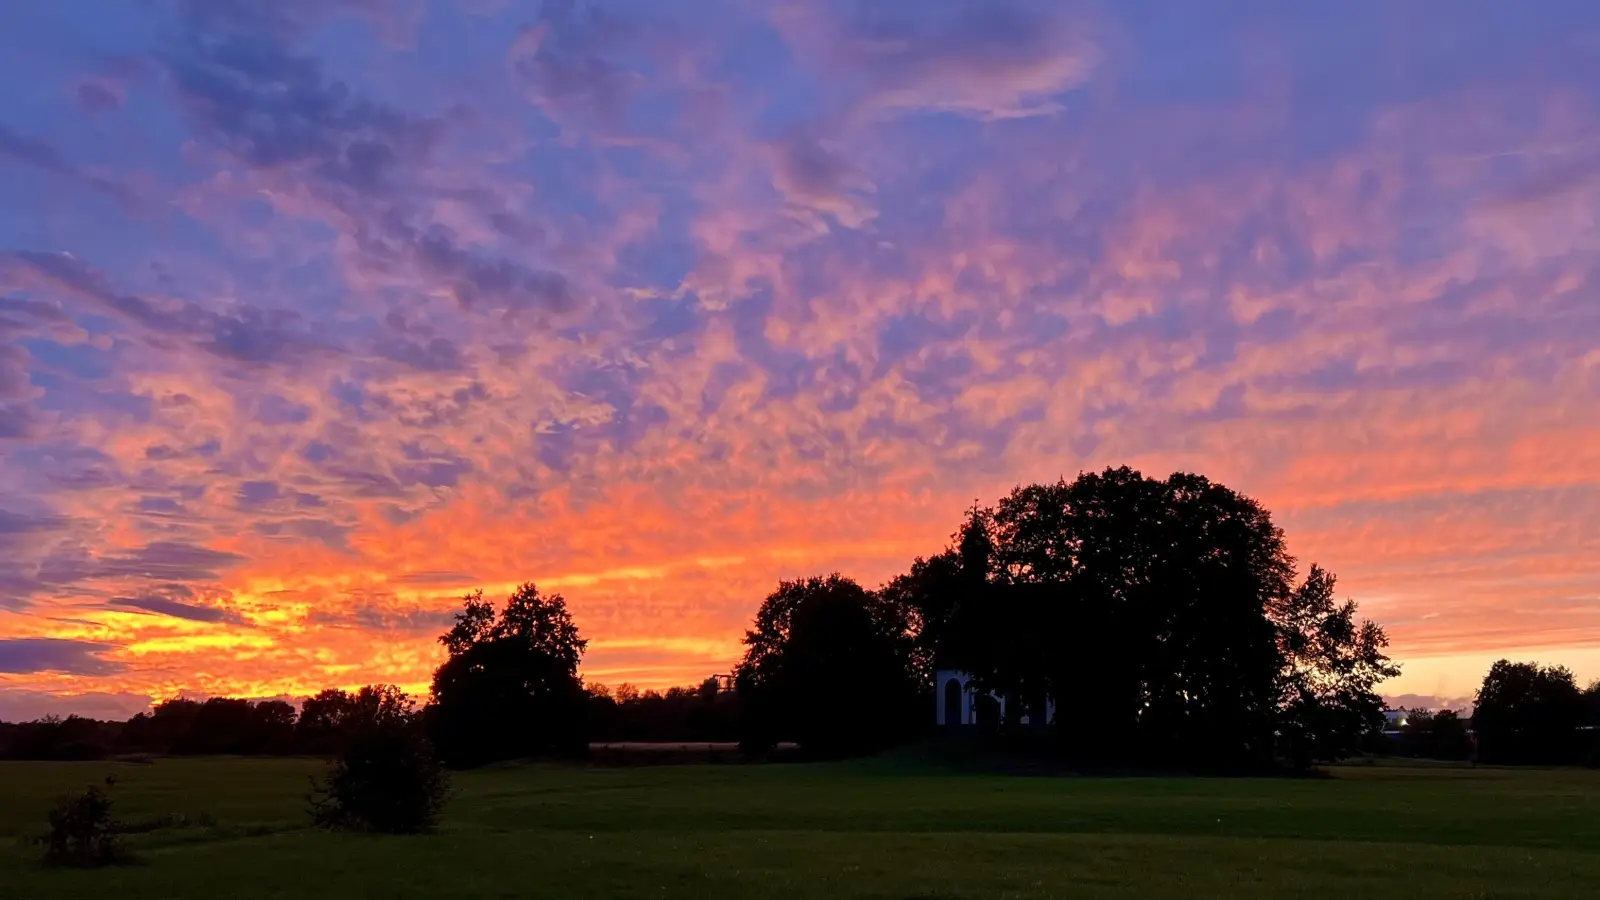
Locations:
309;701;448;834
41;779;129;867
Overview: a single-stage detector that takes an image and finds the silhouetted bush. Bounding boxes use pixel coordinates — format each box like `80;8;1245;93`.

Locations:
40;780;128;867
309;687;448;834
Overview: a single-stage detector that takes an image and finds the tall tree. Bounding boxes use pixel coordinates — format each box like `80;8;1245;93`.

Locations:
427;583;589;768
736;574;919;757
982;468;1293;767
1473;660;1587;765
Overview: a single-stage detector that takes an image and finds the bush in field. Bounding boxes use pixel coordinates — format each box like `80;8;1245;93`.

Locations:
40;779;129;867
309;686;448;834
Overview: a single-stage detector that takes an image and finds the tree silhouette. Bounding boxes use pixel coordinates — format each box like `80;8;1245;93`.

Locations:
1473;660;1587;764
586;678;741;743
309;686;447;834
1272;565;1399;768
736;574;919;757
427;583;588;767
295;688;356;755
1396;708;1472;760
113;696;298;756
893;467;1396;770
880;509;993;685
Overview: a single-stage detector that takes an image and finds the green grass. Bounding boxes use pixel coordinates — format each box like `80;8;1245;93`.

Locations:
2;756;1598;898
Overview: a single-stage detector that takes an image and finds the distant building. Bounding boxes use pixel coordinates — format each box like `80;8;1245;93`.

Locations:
934;669;1056;728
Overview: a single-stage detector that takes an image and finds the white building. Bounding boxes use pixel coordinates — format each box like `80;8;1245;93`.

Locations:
934;669;1056;728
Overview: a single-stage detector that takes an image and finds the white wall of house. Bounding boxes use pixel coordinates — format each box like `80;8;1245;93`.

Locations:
935;669;976;726
935;669;1055;727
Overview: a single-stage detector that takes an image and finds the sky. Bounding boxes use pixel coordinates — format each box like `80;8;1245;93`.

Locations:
1;0;1597;721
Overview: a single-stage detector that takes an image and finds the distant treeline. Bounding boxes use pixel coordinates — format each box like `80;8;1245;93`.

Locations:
6;660;1595;765
0;680;742;761
5;468;1597;770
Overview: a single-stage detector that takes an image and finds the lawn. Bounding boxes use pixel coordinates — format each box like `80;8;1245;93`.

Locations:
2;756;1598;898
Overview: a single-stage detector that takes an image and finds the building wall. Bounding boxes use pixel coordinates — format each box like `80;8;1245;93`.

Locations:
935;669;974;726
935;669;1056;728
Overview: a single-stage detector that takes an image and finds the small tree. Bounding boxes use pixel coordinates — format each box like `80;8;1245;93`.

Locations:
309;686;448;834
41;778;127;867
427;584;589;767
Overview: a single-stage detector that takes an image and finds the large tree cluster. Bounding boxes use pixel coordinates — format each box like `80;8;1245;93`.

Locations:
784;467;1400;769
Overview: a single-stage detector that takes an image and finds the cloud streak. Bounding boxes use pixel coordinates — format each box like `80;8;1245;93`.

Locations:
0;638;125;676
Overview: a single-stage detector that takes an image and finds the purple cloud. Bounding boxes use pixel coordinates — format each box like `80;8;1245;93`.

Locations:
779;0;1096;118
108;594;242;624
0;126;138;205
78;542;246;583
4;252;339;366
0;689;153;722
0;638;124;676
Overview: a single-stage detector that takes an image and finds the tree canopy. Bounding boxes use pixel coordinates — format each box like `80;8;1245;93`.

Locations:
1473;660;1588;765
426;583;589;768
899;467;1398;770
736;574;921;757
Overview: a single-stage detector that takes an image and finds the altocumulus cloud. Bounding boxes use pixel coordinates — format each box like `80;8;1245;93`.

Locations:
0;0;1597;718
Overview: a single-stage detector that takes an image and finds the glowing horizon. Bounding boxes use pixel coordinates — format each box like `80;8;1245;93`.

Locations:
2;1;1598;721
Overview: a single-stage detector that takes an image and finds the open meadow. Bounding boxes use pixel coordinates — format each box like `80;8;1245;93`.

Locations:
2;758;1598;899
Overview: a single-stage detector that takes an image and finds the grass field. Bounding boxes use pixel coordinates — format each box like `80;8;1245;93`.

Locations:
2;757;1598;899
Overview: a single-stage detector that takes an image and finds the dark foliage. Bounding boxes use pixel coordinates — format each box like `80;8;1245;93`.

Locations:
587;677;741;743
40;779;128;868
427;584;589;767
736;574;921;757
1393;709;1473;761
1589;681;1600;768
309;686;448;834
900;467;1397;771
119;696;295;756
1272;566;1400;768
295;688;357;755
878;511;989;686
1473;661;1588;765
295;684;421;755
0;715;118;760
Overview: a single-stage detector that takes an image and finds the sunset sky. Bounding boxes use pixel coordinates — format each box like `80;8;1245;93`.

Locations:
2;0;1597;721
